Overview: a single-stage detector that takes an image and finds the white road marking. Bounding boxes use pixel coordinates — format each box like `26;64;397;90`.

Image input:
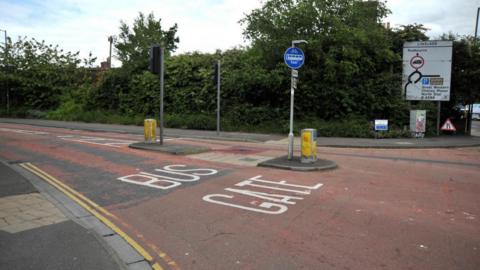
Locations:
203;194;289;214
0;127;49;135
0;125;176;148
203;175;323;215
117;165;218;189
58;135;137;147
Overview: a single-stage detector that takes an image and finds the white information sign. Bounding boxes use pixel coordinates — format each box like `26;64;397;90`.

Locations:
402;41;453;101
374;119;388;131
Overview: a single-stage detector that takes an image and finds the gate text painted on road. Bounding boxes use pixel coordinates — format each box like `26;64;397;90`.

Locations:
203;175;323;214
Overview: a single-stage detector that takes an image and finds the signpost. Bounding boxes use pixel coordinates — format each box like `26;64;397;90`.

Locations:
402;41;453;135
284;40;307;160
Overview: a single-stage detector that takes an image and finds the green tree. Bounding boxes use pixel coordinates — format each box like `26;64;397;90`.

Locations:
388;24;429;55
240;0;399;120
449;36;480;105
115;12;179;72
0;37;93;111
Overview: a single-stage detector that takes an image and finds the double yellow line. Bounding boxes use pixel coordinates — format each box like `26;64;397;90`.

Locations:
20;162;175;270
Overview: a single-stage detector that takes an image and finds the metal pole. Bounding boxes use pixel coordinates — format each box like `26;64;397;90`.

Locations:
468;104;473;135
436;101;441;136
475;7;480;43
2;30;8;114
465;104;469;134
287;68;295;160
286;40;307;160
6;88;9;114
473;9;480;135
216;60;221;136
159;46;165;145
108;36;113;68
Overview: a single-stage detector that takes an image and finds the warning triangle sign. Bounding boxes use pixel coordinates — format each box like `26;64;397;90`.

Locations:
441;118;456;131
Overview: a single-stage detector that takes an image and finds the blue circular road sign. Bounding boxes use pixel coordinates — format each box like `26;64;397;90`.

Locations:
284;47;305;69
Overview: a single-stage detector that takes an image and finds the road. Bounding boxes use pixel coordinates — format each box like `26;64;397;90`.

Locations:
0;122;479;270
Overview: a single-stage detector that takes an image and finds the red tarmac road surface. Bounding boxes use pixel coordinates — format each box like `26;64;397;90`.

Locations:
1;123;479;270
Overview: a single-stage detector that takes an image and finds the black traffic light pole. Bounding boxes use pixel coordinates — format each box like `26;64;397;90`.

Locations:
1;29;8;114
159;46;165;145
214;60;221;136
149;44;164;145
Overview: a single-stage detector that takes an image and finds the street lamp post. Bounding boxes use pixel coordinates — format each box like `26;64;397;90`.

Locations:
107;36;114;68
0;29;8;114
287;40;307;160
475;7;480;44
468;7;480;135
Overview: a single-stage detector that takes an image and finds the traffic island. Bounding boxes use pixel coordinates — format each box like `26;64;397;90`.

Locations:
257;155;337;171
129;142;210;155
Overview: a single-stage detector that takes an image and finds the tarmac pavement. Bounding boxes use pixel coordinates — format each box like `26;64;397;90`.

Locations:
0;118;281;143
1;117;480;148
0;160;138;270
0;160;158;270
0;120;479;270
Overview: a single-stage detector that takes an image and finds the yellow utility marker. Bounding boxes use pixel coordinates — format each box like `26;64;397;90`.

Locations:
144;119;157;143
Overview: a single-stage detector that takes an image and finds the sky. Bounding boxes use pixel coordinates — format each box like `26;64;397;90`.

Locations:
0;0;479;66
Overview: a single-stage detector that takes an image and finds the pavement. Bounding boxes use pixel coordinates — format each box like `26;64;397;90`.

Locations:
0;118;281;143
1;117;480;148
129;142;210;155
0;160;149;270
257;155;337;171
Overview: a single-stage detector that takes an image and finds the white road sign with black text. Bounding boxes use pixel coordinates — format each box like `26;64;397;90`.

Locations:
402;41;453;101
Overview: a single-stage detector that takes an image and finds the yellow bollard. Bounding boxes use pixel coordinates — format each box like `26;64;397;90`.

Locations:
144;119;157;143
301;129;317;163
